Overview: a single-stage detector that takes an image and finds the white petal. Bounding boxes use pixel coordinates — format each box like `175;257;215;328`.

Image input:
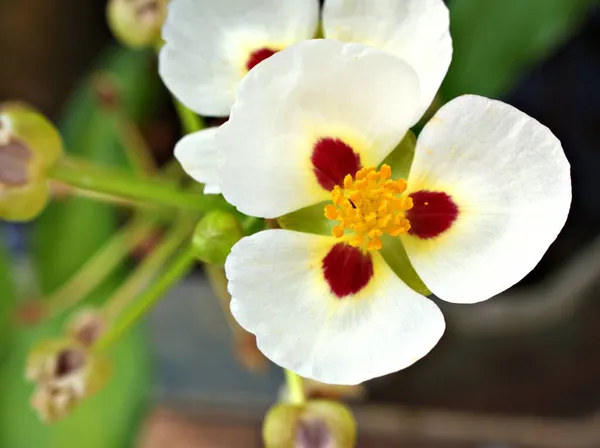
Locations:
218;39;421;218
174;127;221;194
323;0;452;118
159;0;320;116
403;95;571;304
226;229;445;385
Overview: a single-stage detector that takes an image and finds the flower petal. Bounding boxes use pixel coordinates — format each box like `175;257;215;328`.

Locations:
323;0;452;118
174;127;220;194
218;39;421;218
226;229;445;385
402;95;571;304
159;0;320;116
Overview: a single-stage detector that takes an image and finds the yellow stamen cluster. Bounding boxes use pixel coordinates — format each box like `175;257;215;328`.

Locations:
324;165;412;251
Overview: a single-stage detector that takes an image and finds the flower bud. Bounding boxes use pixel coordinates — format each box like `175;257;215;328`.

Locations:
263;400;357;448
107;0;169;49
26;338;110;422
0;102;64;221
192;211;244;265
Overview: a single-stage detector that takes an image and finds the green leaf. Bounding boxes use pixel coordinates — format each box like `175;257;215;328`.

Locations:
442;0;591;100
35;46;162;290
0;46;160;448
380;235;431;296
0;231;16;359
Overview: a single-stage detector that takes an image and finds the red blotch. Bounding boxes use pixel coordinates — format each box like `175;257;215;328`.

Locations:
246;48;278;71
311;138;362;191
322;244;373;298
407;191;459;239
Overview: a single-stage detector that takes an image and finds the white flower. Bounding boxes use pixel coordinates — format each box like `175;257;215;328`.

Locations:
163;0;452;193
214;39;570;385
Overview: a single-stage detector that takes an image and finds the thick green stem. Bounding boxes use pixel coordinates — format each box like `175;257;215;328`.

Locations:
48;157;227;213
285;369;306;405
95;246;196;351
174;99;204;134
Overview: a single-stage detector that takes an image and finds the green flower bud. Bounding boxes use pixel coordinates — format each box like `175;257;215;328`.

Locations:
192;210;244;265
263;400;357;448
107;0;169;49
26;338;111;423
0;102;64;221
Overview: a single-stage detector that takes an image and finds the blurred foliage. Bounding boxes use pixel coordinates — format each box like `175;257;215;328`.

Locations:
0;232;16;359
0;46;162;448
442;0;593;100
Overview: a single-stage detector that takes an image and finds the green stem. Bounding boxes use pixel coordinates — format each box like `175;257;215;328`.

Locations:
48;157;227;213
285;369;306;405
113;113;158;175
174;99;205;134
46;215;158;318
104;218;191;318
95;246;196;351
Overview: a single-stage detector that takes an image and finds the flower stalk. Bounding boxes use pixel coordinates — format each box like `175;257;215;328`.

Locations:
174;99;205;134
95;246;196;351
48;157;227;213
285;369;306;405
45;215;158;319
104;218;192;319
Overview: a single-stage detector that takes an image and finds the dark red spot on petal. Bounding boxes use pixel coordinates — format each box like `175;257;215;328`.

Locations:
406;190;459;239
311;138;362;191
322;243;373;298
246;48;278;72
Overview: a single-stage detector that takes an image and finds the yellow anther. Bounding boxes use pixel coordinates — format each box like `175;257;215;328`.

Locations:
323;164;413;252
379;164;391;180
343;175;354;189
324;205;338;220
368;238;382;251
333;226;344;238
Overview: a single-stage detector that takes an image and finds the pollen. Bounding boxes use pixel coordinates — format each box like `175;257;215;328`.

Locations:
324;164;413;251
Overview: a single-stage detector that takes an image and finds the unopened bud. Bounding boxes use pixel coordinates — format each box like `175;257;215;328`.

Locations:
263;400;357;448
26;338;110;422
107;0;169;48
192;211;243;265
0;102;64;221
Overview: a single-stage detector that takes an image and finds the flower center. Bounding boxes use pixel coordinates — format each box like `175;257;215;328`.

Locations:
324;164;413;252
